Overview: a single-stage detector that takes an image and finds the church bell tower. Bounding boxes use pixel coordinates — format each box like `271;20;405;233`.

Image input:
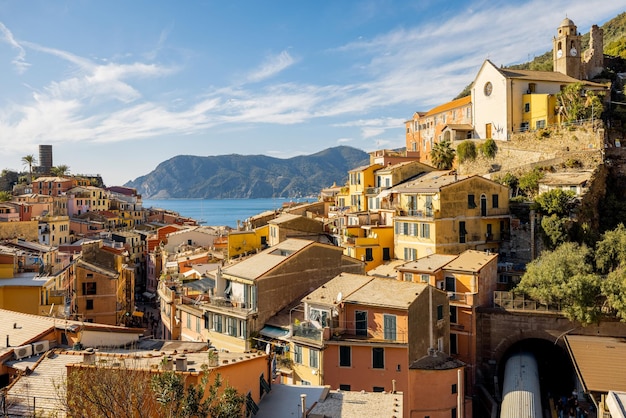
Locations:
553;17;582;79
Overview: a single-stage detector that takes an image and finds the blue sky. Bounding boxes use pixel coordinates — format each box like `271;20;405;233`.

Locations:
0;1;623;187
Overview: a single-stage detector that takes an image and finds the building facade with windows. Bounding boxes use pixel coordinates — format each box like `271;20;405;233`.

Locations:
405;96;473;165
295;273;450;417
389;171;510;261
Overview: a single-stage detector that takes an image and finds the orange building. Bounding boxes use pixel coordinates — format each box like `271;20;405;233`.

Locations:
405;96;473;165
294;273;456;417
397;249;499;392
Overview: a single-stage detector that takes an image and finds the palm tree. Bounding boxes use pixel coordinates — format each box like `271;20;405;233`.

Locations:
51;164;70;177
21;154;36;184
430;139;456;169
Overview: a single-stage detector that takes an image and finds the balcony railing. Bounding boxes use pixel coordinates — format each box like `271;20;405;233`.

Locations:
330;326;408;343
292;323;323;342
493;291;562;312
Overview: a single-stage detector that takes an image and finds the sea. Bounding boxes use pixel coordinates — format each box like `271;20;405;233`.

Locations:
142;198;315;228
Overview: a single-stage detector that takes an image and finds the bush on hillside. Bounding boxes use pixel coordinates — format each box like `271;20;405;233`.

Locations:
457;140;477;163
481;138;498;159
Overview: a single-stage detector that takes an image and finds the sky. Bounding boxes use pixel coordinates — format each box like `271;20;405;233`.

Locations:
0;1;624;187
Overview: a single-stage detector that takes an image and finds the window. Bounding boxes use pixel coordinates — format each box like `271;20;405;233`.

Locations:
365;248;373;262
355;311;368;336
451;334;458;355
404;273;413;282
339;384;351;391
86;299;94;310
301;380;311;386
82;282;97;295
524;103;530;112
438;337;444;352
420;223;430;239
536;120;546;129
372;347;385;369
196;317;201;333
294;345;303;364
339;346;351;367
459;221;467;243
373;386;385;393
420;274;430;283
437;304;444;321
450;306;458;324
309;349;318;369
227;317;237;336
186;313;191;329
452;383;458;394
468;194;476;209
404;247;417;261
492;194;499;209
213;314;223;333
383;314;397;341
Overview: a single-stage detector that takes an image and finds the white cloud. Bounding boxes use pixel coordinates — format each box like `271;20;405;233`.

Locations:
246;50;296;83
0;22;30;73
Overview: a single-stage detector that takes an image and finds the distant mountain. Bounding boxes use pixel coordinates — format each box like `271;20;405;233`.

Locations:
124;146;370;199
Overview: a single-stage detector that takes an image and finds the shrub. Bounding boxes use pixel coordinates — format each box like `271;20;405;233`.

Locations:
457;140;477;163
481;138;498;159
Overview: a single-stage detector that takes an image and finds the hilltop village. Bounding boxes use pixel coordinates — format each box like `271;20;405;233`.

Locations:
1;18;626;418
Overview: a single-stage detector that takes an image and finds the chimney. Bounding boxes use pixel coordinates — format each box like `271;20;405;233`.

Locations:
83;347;96;365
392;379;397;394
6;335;9;347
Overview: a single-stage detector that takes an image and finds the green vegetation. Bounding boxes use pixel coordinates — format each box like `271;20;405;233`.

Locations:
517;224;626;325
518;168;544;198
0;191;12;202
534;189;576;217
58;356;245;418
456;140;477;163
557;82;603;123
480;138;498;159
429;139;456;169
21;154;36;184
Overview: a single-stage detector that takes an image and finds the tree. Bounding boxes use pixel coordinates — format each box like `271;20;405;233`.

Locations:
557;82;603;123
602;266;626;321
456;140;477;163
0;191;12;202
21;154;36;184
540;214;570;250
516;242;602;324
497;172;519;196
595;224;626;274
534;189;576;217
51;164;70;177
518;168;544;198
58;358;245;418
430;139;456;169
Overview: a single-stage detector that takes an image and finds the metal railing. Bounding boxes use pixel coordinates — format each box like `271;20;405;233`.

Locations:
493;291;562;312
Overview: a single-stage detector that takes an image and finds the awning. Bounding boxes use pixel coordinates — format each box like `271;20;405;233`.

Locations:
142;291;156;300
565;335;626;393
444;124;473;131
259;325;290;341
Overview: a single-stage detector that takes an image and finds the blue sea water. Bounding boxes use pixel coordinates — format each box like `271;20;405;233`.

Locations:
142;198;314;228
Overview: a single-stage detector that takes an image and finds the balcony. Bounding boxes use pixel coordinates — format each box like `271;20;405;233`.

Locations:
292;323;323;342
180;294;254;317
329;326;408;344
446;292;475;306
395;209;436;219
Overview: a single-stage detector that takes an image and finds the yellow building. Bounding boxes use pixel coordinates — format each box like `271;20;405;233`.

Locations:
348;164;383;212
228;225;269;259
521;92;559;131
389;171;510;260
342;224;394;271
38;215;71;246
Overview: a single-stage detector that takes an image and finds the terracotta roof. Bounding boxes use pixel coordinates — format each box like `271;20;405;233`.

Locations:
565;335;626;393
443;250;498;273
425;95;471;117
303;273;372;307
400;254;458;273
345;276;428;309
391;171;470;193
539;171;592;186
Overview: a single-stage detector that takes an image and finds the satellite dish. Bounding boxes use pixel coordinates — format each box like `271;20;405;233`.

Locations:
336;292;343;304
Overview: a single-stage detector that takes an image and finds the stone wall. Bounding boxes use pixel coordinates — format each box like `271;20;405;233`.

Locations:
457;122;604;177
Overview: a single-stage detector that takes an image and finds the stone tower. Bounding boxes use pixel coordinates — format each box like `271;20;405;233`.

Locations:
553;17;582;79
583;24;604;79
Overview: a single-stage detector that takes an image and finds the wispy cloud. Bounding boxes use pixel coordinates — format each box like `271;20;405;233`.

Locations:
245;50;296;83
0;0;623;158
0;22;30;73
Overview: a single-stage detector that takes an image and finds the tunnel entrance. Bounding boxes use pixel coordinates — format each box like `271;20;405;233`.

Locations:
498;338;577;413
